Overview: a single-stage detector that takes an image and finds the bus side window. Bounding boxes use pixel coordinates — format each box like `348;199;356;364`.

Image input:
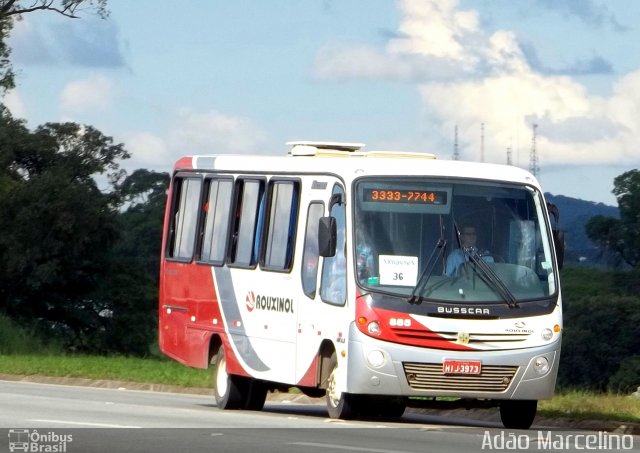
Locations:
301;202;324;298
227;178;265;268
167;176;202;261
262;180;300;271
199;177;234;265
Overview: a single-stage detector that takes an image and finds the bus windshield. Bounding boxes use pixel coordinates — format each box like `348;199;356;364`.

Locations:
354;178;557;303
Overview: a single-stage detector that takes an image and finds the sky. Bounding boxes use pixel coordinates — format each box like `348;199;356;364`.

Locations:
4;0;640;206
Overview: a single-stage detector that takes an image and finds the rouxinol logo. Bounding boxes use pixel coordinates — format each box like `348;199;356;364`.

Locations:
245;291;294;314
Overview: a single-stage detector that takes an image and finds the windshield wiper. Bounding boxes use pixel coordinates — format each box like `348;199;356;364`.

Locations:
464;248;519;308
408;238;447;304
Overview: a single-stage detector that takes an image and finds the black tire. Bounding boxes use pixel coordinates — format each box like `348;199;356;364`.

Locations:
500;400;537;429
325;359;358;419
244;379;267;411
212;346;247;409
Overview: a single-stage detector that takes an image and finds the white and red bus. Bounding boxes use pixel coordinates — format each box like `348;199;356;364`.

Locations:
159;141;564;429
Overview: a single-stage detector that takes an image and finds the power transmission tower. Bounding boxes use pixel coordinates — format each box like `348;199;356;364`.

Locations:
529;123;539;177
453;125;460;160
480;122;485;162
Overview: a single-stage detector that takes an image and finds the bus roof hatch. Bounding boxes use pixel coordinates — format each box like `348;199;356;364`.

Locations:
287;141;366;156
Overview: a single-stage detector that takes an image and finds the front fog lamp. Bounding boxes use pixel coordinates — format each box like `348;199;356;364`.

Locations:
533;356;550;376
367;321;381;336
367;350;385;368
541;328;553;341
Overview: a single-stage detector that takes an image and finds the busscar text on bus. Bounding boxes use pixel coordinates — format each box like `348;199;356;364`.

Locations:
158;141;565;429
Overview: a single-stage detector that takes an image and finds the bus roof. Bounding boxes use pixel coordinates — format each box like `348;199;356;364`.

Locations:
172;142;540;188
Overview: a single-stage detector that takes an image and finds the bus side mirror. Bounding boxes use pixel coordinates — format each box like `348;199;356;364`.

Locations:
547;202;565;270
318;216;337;257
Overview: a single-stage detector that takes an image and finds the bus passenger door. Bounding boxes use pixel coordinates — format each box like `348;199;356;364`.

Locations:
295;182;347;386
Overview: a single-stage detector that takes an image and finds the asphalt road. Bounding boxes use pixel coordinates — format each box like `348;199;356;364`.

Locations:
1;380;638;453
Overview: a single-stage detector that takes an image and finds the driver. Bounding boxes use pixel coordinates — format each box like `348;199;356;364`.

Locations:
445;223;494;276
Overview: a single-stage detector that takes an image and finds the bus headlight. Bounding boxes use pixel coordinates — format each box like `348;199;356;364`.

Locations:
367;350;385;368
367;321;381;336
541;328;553;341
533;356;550;375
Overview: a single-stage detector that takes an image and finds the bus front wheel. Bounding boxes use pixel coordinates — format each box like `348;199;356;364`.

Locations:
500;400;537;429
212;346;246;409
325;361;357;419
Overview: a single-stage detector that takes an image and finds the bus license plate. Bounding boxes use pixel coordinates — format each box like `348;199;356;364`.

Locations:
443;360;481;375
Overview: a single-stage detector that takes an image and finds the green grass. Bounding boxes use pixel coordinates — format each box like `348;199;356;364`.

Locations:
0;315;63;355
539;390;640;423
0;314;210;388
0;354;212;388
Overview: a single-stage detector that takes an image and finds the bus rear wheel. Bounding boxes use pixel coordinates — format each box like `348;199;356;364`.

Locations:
500;400;537;429
212;346;246;409
244;380;267;411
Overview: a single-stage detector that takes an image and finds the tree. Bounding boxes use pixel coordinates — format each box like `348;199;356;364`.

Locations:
558;267;640;391
559;294;640;390
0;106;130;350
0;0;109;91
0;1;170;355
0;0;108;19
0;17;12;90
586;169;640;268
90;169;169;354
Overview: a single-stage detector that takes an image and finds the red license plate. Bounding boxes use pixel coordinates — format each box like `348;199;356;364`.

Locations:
443;360;481;375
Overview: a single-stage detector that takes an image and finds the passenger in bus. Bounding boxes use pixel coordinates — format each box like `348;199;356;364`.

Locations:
445;223;494;276
355;221;376;283
357;243;374;282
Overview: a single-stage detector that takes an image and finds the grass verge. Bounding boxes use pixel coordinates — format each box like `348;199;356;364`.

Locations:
539;390;640;423
0;354;212;388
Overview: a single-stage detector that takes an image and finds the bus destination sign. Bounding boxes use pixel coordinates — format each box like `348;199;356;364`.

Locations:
363;188;448;205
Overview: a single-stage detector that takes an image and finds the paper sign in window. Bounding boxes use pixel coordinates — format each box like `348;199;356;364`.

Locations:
378;255;418;286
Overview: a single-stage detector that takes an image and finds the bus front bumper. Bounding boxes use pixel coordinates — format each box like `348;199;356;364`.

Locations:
346;323;560;401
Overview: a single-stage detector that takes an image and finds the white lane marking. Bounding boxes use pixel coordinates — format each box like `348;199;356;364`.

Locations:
289;442;417;453
29;419;142;428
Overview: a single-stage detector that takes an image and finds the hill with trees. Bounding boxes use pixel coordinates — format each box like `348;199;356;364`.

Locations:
545;193;619;266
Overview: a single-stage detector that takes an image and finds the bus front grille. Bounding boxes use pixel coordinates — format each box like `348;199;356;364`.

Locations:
402;362;519;392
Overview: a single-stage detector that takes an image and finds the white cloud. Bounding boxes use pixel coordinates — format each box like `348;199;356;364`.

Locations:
123;109;269;172
59;75;114;114
313;0;485;81
312;0;640;168
387;0;479;61
168;108;268;155
3;90;27;119
312;44;468;81
123;132;171;172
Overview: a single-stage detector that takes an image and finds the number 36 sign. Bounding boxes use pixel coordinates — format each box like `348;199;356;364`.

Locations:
378;255;418;286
